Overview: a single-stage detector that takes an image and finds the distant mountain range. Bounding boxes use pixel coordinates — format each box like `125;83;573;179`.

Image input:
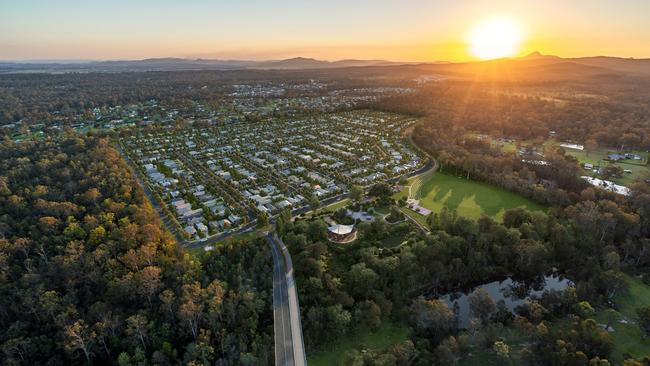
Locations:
0;57;411;73
0;53;649;75
516;52;650;74
400;52;650;81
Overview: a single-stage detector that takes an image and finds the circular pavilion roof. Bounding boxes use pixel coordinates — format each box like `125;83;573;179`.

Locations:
328;224;354;235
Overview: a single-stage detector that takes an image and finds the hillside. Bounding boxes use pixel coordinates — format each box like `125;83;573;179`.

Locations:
3;52;648;76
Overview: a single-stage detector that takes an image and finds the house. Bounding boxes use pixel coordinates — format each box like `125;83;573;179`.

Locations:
182;208;203;220
216;219;232;229
143;164;157;173
184;225;197;236
186;216;204;225
195;222;208;235
276;200;292;210
210;204;226;217
228;214;242;225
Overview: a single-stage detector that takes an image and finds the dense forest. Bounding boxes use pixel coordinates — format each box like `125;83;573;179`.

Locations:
372;82;650;208
2;68;650;365
0;70;396;126
281;178;650;364
267;80;650;364
376;82;650;150
0;137;273;365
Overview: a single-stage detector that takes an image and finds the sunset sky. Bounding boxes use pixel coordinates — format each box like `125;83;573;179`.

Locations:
1;0;649;61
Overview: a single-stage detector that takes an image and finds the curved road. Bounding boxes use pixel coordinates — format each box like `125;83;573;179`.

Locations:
117;124;437;366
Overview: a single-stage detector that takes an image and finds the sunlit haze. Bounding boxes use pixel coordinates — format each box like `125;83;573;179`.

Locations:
469;17;523;60
1;0;649;61
2;0;650;365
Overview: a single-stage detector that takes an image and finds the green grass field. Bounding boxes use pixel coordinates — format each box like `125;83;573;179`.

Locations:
593;274;650;362
397;170;544;221
562;148;649;186
307;322;410;366
400;207;429;228
487;134;650;187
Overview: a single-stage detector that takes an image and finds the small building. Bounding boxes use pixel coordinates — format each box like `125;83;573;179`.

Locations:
560;143;584;151
228;214;242;225
216;219;232;229
184;225;197;236
195;222;208;235
406;199;432;216
276;199;292;210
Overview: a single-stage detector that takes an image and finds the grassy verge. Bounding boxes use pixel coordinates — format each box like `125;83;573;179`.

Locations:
313;199;351;216
188;229;264;257
400;207;429;228
459;325;528;365
592;274;650;362
308;322;411;366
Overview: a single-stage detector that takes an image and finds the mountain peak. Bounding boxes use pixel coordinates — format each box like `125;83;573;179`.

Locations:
282;57;319;62
521;51;560;60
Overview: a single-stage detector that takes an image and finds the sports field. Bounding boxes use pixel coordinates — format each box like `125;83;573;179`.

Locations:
397;169;544;221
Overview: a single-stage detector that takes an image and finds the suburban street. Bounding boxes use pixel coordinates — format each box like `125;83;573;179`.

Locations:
268;233;307;366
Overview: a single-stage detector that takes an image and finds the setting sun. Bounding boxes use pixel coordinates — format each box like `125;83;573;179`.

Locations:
469;17;524;60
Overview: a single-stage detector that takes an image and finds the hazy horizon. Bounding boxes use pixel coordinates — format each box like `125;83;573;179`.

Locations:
2;0;649;62
3;51;650;65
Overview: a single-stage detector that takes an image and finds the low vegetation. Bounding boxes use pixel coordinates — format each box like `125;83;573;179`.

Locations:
308;322;410;366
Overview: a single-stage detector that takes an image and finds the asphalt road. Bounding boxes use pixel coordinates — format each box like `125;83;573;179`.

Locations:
268;233;307;366
270;238;295;366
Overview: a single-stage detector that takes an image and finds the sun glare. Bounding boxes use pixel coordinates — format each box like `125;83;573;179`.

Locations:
469;17;523;60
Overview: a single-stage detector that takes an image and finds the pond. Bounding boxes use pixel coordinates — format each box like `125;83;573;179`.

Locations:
436;275;573;329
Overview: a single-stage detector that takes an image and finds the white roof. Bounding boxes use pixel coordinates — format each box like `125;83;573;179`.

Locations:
581;176;630;196
560;143;584;151
328;224;354;235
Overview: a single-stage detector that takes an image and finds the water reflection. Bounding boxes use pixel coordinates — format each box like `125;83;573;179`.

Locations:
437;275;572;329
